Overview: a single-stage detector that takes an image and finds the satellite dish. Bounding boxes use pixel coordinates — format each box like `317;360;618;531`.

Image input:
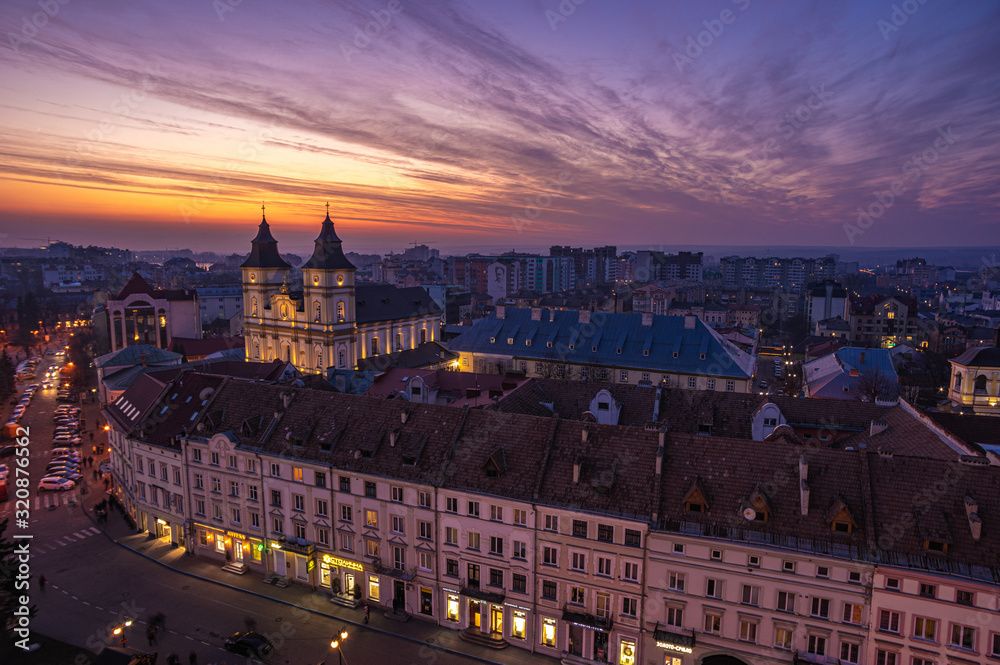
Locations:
743;507;757;521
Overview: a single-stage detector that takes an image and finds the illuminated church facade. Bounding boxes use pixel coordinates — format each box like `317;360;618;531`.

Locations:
241;211;441;374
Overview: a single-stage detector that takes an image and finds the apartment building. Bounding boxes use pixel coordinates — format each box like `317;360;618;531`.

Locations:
104;374;1000;665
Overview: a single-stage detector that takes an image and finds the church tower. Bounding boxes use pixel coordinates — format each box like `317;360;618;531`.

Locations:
300;207;357;371
241;210;291;362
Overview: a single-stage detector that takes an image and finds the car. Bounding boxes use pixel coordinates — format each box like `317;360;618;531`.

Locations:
759;381;767;388
0;464;7;480
51;457;82;467
48;470;83;482
53;436;82;445
37;477;75;491
224;632;273;658
46;464;80;475
51;447;79;456
41;381;52;388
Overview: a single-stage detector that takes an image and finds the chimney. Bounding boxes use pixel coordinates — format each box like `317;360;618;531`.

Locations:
684;315;696;329
870;420;888;436
655;445;664;476
282;392;292;409
572;459;581;484
641;311;653;326
799;455;810;516
496;305;505;319
578;310;590;324
581;424;589;443
531;307;542;321
140;352;147;368
969;513;982;542
964;495;978;517
389;429;399;447
400;409;409;424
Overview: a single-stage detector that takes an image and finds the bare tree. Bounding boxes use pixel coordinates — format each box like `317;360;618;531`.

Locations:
851;368;897;402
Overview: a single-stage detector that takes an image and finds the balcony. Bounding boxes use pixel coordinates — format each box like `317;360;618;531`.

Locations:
562;606;613;632
459;578;505;604
276;536;315;556
373;557;417;581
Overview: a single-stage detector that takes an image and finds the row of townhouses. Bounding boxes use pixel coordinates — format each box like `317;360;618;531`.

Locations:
104;371;1000;665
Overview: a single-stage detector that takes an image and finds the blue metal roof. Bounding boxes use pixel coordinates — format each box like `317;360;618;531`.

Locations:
448;309;755;378
836;347;898;381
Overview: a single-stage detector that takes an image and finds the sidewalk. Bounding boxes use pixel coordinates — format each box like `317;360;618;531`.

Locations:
80;488;558;665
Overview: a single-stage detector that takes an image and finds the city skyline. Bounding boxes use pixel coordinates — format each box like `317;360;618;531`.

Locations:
1;0;998;253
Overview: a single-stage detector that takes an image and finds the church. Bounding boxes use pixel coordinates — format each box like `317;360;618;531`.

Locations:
241;209;441;374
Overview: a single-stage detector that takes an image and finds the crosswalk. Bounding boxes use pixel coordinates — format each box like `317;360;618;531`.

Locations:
34;492;78;510
35;526;103;555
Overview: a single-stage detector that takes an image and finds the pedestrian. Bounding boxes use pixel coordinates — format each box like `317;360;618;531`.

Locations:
38;575;46;591
90;431;94;442
188;651;198;665
88;456;93;467
147;626;157;647
104;478;110;490
93;469;99;481
166;653;180;665
363;602;370;624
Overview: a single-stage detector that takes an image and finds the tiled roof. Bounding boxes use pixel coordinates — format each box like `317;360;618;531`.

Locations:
803;347;898;399
96;345;183;369
493;378;658;427
448;308;755;378
365;368;527;406
105;373;171;432
113;271;196;301
136;374;227;450
830;403;974;460
355;341;456;372
929;412;1000;449
355;284;441;324
169;336;244;359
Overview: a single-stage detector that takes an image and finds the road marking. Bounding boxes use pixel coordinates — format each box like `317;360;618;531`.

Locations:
73;531;88;539
185;636;194;641
88;527;101;535
54;540;65;546
46;545;57;552
62;535;75;542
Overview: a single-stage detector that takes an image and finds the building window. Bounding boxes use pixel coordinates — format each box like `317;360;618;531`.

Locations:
293;494;304;512
490;505;503;521
229;481;239;497
957;590;974;606
777;590;795;612
365;539;379;558
704;613;721;635
393;546;405;570
340;533;353;553
542;580;556;600
339;476;351;493
597;524;613;542
666;606;683;627
211;452;220;466
446;497;458;513
919;583;936;598
774;627;793;649
879;610;900;633
371;337;379;356
467;501;480;517
364;509;378;529
707;378;715;390
843;603;862;624
317;528;329;547
270;490;281;507
315;472;326;488
543;546;557;566
741;584;760;606
488;568;504;588
272;517;283;534
991;633;1000;657
620;371;628;382
706;578;721;598
512;540;526;559
886;577;900;590
570;552;586;571
544;514;558;532
192;449;202;463
467;531;480;550
445;527;458;545
445;558;458;577
914;616;937;641
597;556;612;576
621;597;637;617
513;508;526;525
840;642;860;663
228;455;237;469
418;491;431;508
624;529;641;547
490;536;504;555
950;624;975;650
726;380;735;391
512;573;526;594
391;486;403;502
807;635;826;656
391;515;405;534
542;617;556;647
364;481;376;498
340;505;352;523
688;377;697;389
295;523;306;540
249;512;259;529
876;650;898;665
572;520;588;538
811;597;830;618
739;620;758;643
270;463;280;477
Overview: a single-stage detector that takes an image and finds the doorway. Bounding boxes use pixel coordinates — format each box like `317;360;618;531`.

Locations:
568;624;584;657
234;540;244;562
345;572;355;597
469;600;481;629
490;605;503;635
393;580;406;613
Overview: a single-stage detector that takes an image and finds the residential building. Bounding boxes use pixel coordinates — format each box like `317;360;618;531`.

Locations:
803;347;899;401
806;281;848;325
634;251;703;283
195;285;243;326
847;295;921;348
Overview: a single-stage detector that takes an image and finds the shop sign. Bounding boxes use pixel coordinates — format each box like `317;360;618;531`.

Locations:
321;554;364;571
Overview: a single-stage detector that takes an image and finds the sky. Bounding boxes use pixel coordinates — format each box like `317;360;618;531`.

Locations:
0;0;997;255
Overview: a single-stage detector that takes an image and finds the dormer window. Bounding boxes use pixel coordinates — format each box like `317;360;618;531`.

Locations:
546;342;553;348
507;338;514;345
672;351;678;358
568;344;574;350
684;477;710;514
825;493;857;534
924;540;947;553
700;353;706;360
643;349;649;356
525;339;531;346
592;346;597;352
490;337;496;343
616;347;622;354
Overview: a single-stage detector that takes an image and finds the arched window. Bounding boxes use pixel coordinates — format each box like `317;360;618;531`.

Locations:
336;301;345;323
284;345;291;362
251;297;258;317
954;372;962;390
974;374;988;394
420;328;427;344
371;337;379;356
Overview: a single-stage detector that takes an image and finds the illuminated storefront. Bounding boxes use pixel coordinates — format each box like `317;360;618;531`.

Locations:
319;554;365;598
368;574;380;603
192;524;264;570
446;594;460;622
619;638;637;665
511;610;527;640
653;627;694;665
542;617;557;648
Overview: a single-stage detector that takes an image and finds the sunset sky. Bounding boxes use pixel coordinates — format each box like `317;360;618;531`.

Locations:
0;0;997;255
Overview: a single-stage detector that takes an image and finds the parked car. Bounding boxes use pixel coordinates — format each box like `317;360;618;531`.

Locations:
38;477;75;491
224;632;273;658
48;469;83;482
52;447;79;456
52;435;82;445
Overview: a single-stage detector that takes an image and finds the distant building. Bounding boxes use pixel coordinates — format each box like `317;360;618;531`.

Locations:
448;306;756;392
195;285;243;326
103;272;201;353
720;255;835;293
847;295;920;348
633;250;703;283
806;281;848;324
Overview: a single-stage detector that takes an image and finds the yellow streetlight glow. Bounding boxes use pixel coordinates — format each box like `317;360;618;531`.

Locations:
330;640;339;649
340;629;348;640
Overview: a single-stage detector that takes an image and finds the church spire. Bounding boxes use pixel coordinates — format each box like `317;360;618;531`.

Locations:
301;205;356;271
241;204;291;269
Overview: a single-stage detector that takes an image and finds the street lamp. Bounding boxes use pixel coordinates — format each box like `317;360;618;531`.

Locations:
112;619;133;648
329;627;349;665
